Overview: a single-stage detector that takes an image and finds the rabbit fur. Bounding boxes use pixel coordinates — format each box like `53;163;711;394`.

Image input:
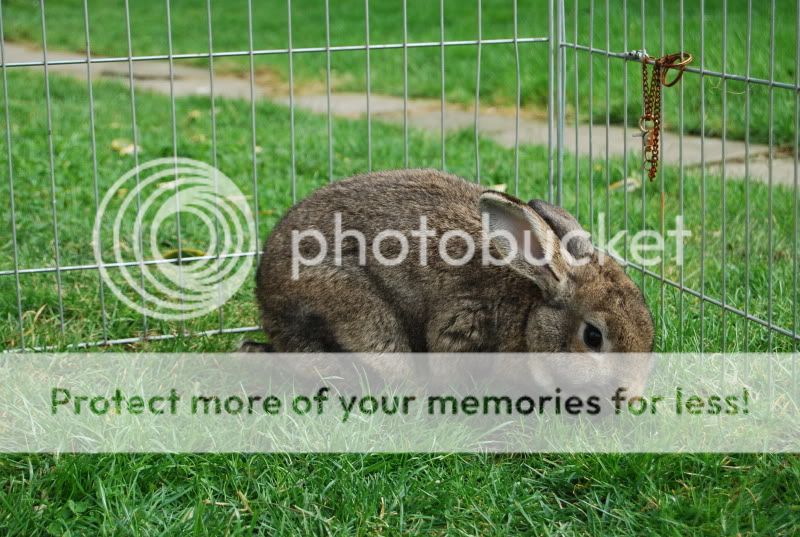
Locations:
244;169;653;359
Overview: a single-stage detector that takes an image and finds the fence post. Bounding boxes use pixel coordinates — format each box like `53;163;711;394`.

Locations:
557;0;566;206
548;0;565;206
547;0;555;203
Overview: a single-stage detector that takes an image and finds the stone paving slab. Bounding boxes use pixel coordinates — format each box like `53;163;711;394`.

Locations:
4;42;796;186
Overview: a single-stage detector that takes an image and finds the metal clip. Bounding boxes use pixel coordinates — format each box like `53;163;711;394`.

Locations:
624;49;649;62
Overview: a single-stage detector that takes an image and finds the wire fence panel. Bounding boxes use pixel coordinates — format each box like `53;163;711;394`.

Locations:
0;0;797;356
558;0;799;353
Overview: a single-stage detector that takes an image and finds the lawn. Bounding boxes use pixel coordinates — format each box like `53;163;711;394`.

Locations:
0;68;797;353
0;28;799;537
1;452;798;535
2;0;798;145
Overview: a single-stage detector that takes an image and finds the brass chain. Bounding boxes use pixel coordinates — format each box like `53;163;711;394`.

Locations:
638;52;693;181
641;60;662;181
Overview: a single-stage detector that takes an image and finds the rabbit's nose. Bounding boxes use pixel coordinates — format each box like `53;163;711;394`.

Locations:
620;377;650;400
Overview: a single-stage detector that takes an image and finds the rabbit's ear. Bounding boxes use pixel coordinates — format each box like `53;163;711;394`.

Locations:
527;199;594;259
480;191;572;299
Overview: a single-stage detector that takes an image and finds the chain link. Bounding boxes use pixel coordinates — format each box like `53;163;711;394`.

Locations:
638;52;693;181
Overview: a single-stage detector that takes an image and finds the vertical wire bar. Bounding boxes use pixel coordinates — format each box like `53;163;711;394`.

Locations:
678;0;685;350
440;0;446;170
325;0;334;181
588;0;594;235
165;0;186;335
82;0;108;343
793;0;799;357
574;0;580;218
793;0;799;380
287;0;297;203
744;0;752;351
402;0;409;168
699;0;706;351
721;0;728;351
556;0;565;205
206;0;224;332
39;0;65;336
547;0;554;202
123;0;148;340
640;0;646;288
0;5;25;348
767;0;775;349
246;0;261;262
364;0;372;172
513;0;521;196
473;0;482;184
622;0;628;263
659;0;665;348
604;0;610;242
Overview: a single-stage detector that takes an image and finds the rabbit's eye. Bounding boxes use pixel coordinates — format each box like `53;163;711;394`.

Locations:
583;323;603;350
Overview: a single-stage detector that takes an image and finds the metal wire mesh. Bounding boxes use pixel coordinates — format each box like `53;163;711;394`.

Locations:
0;0;798;355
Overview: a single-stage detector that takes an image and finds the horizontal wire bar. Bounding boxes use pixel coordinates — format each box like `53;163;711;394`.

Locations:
0;251;259;277
563;42;800;92
621;257;800;342
2;325;262;353
0;37;550;69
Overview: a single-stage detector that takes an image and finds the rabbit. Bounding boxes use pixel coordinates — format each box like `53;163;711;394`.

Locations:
245;168;654;358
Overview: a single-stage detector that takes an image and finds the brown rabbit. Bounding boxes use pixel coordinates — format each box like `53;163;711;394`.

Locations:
246;169;653;355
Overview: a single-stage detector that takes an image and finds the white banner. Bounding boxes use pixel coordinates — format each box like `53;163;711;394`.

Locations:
0;353;797;452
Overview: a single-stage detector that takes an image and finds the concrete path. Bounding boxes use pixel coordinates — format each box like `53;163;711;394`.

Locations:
4;42;796;186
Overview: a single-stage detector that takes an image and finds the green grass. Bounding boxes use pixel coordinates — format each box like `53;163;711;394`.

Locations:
1;453;798;535
0;65;799;533
2;0;798;145
0;67;797;353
